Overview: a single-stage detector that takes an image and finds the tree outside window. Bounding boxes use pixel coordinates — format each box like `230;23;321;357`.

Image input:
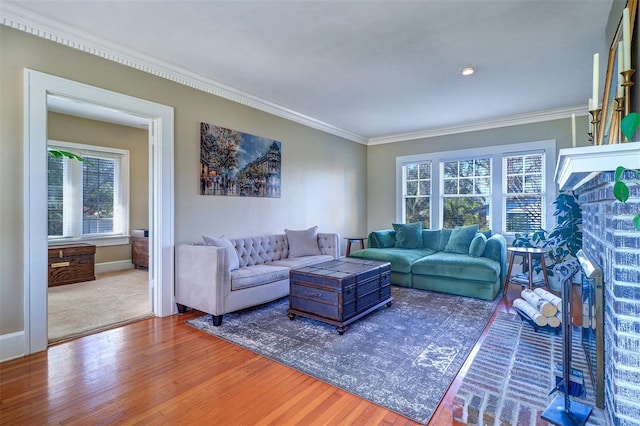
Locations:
441;158;491;229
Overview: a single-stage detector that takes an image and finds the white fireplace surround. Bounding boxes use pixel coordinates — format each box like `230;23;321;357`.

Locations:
555;141;640;191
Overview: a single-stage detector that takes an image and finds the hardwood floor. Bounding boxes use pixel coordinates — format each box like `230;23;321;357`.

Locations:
1;283;575;425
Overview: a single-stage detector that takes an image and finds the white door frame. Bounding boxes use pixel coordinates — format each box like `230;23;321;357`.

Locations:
23;69;175;354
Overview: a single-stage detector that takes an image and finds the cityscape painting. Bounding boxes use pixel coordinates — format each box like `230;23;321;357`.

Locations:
200;122;281;197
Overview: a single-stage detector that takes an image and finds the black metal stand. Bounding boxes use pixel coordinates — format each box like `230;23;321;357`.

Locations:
541;277;592;425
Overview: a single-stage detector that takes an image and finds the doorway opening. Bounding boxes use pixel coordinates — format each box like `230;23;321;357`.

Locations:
23;69;175;355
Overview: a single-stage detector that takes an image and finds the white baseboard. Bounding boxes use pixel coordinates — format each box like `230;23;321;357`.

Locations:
95;260;135;274
0;331;25;362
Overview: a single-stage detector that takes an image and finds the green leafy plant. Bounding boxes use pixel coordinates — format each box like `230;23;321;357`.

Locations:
621;112;640;141
614;166;640;230
48;149;86;162
512;191;582;276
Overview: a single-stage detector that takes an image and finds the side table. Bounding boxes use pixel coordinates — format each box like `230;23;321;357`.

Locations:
344;237;366;256
503;247;551;302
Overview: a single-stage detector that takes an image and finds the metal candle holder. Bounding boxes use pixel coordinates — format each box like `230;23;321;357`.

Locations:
589;109;602;146
615;97;626;143
621;68;636;116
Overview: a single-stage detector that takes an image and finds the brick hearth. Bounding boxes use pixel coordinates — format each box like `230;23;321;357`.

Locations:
453;312;605;425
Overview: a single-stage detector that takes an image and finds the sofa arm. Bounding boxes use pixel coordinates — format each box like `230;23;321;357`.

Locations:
175;244;230;316
318;232;340;259
484;234;507;285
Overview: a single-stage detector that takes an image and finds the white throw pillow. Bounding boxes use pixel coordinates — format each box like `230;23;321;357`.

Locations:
202;235;240;271
285;226;322;258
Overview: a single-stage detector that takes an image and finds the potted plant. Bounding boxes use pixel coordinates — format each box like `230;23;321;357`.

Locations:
512;191;582;289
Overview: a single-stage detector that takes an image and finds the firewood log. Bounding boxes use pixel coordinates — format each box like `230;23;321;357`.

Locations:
521;288;557;317
533;288;562;313
513;298;548;327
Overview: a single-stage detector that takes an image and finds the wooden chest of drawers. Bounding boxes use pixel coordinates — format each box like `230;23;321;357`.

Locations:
288;258;392;334
131;229;149;269
48;243;96;287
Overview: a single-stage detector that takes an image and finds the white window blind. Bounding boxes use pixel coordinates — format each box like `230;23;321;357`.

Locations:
503;152;545;233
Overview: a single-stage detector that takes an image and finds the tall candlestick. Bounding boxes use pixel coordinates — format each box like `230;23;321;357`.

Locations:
618;41;625;97
593;53;600;105
623;7;631;71
571;113;577;148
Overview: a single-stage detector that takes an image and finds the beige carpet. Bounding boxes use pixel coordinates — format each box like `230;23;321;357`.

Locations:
48;269;153;344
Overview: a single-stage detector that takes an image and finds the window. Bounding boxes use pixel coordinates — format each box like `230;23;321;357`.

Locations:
396;140;556;235
48;141;129;245
402;161;431;227
503;153;545;233
441;158;491;229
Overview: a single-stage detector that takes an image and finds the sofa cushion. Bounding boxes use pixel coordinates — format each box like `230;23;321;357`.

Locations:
437;229;453;251
230;264;290;290
421;229;441;250
371;230;396;248
269;254;333;269
392;222;423;249
203;235;240;270
411;251;500;282
285;226;321;257
468;233;488;257
445;224;479;254
349;247;434;273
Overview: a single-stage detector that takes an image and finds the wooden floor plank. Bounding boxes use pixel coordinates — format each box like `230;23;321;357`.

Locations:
1;283;574;425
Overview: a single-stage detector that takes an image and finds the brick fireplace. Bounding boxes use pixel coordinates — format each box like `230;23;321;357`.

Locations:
556;142;640;425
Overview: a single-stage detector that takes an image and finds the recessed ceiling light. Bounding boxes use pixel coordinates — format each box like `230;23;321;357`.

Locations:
461;66;476;76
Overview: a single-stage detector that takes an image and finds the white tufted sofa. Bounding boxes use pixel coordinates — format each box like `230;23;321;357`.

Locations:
176;232;340;325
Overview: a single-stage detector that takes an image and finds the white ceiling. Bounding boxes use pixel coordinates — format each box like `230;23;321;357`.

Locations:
3;1;613;143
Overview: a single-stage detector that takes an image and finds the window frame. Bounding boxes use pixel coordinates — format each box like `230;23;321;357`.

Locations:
401;160;432;227
47;140;130;247
396;140;556;236
440;156;493;229
502;151;547;234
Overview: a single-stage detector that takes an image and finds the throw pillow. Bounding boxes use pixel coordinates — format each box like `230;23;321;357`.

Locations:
445;224;479;254
437;229;453;251
421;229;441;250
371;230;396;248
468;232;488;257
202;235;240;271
285;226;322;257
392;222;423;249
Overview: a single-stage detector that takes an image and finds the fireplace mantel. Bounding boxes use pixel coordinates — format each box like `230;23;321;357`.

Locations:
554;141;640;190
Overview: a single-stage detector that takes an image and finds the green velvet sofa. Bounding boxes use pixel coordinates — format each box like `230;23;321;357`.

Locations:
348;224;507;301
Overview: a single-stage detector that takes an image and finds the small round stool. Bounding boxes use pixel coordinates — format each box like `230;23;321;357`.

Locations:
503;247;551;302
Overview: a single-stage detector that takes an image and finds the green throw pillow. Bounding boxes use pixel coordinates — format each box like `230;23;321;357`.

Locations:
468;232;487;257
445;224;479;254
371;230;396;248
437;229;453;251
392;222;423;249
422;229;441;250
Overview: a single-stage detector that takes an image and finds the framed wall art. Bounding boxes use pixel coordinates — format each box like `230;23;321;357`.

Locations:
200;122;281;197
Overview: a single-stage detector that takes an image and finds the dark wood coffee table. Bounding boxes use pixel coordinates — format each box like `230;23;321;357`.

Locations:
287;258;392;334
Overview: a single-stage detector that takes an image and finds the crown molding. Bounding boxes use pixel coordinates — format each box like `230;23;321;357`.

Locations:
0;4;368;145
1;3;588;148
368;105;589;146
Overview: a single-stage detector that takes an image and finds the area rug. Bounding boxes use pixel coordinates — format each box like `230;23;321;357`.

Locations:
48;269;153;344
186;286;499;424
453;312;606;425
